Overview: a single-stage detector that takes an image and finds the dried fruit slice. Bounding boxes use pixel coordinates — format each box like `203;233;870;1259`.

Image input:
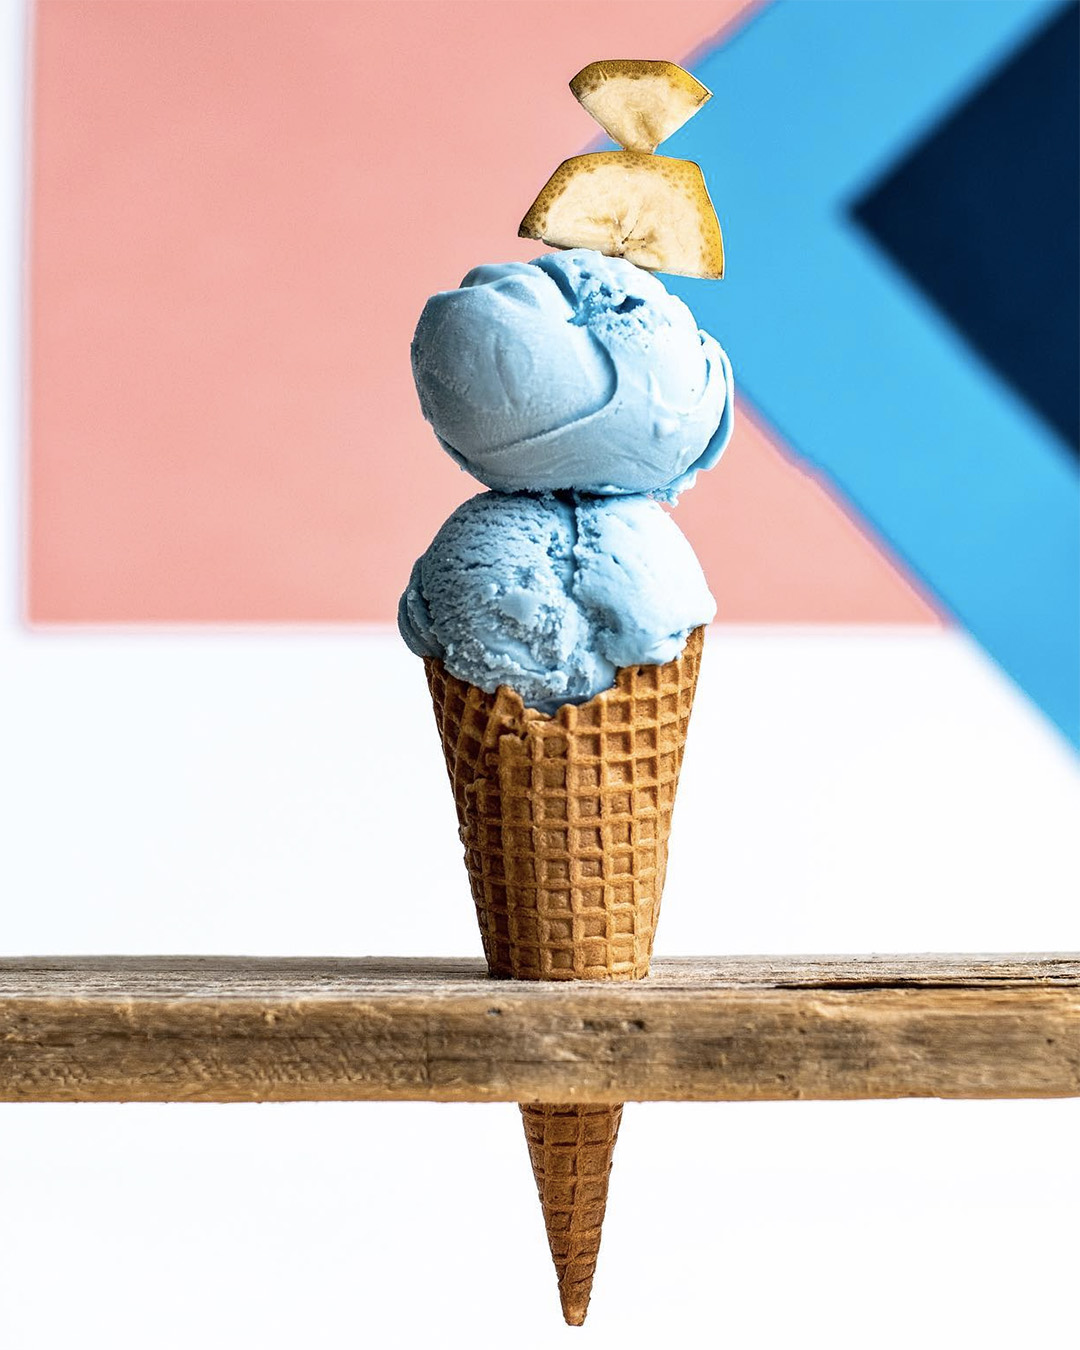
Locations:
519;150;724;280
570;59;711;153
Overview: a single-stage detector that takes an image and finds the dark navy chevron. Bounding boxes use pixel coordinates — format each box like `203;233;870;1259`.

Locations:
854;3;1079;455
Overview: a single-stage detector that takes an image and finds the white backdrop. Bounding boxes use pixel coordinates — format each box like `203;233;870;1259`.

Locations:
2;2;1077;1344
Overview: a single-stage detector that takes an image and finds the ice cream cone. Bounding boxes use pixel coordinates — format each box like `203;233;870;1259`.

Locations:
424;627;704;1321
424;625;704;981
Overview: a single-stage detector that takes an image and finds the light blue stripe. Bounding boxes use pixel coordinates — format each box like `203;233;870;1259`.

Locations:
664;0;1078;744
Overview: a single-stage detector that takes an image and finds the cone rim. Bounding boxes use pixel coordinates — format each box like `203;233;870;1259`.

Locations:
424;624;705;729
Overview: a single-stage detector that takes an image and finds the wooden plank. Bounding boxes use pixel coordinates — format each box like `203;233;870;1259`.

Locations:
1;955;1077;1104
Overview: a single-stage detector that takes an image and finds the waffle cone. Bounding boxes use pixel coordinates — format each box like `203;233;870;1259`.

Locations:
519;1101;624;1326
424;630;705;1323
423;625;704;981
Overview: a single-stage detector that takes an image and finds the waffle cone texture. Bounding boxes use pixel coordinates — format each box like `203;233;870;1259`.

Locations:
425;630;704;1324
424;625;704;981
519;1101;624;1325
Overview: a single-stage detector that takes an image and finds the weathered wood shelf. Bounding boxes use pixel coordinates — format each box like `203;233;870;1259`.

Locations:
2;954;1077;1104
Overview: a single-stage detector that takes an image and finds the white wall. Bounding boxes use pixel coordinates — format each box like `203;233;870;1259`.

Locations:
2;3;1076;1344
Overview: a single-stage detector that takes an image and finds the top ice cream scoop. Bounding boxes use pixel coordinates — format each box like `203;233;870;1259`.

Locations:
410;250;733;500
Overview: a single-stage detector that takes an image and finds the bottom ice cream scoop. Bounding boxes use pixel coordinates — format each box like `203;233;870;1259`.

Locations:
399;491;715;714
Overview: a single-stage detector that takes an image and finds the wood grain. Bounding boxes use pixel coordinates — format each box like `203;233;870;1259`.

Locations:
2;955;1077;1104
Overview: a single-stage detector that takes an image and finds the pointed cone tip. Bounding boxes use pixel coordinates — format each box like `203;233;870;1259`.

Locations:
520;1102;622;1327
560;1288;590;1326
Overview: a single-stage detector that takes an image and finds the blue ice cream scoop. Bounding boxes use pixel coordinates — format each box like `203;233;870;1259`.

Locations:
411;250;733;499
399;491;715;714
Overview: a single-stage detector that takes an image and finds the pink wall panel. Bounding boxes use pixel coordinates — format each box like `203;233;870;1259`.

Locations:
27;0;936;625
